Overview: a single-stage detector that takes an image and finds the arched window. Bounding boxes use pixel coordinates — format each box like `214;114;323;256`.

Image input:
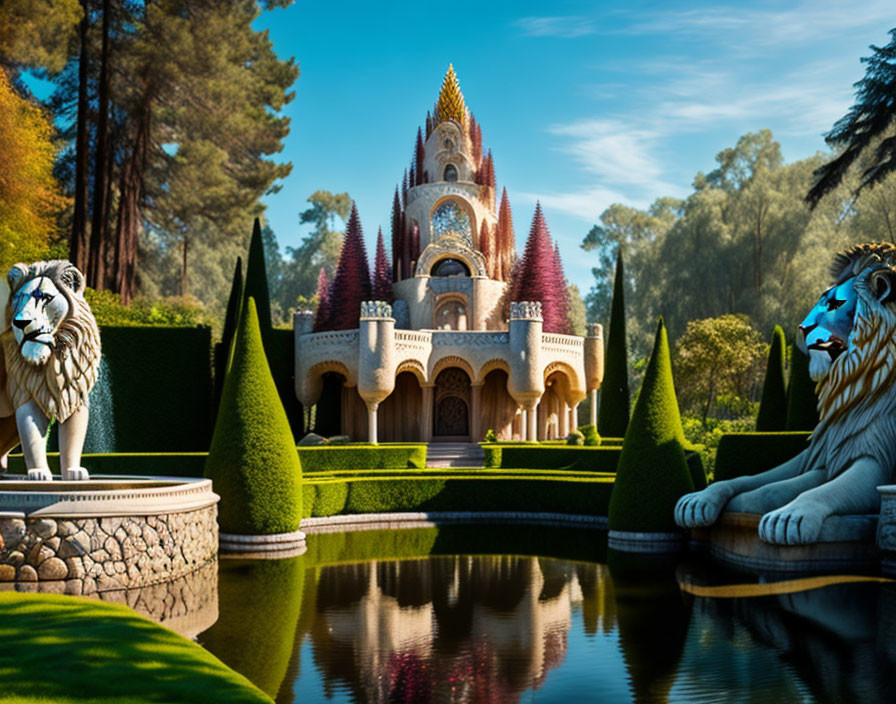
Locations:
431;258;470;277
432;199;472;246
443;163;458;182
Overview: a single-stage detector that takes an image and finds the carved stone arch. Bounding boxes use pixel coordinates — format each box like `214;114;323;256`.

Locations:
433;292;470;330
309;360;355;387
395;359;426;385
477;358;511;385
430;194;477;237
430;354;474;382
543;361;583;404
415;238;487;278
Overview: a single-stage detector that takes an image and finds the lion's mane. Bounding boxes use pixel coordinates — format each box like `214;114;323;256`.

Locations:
0;261;101;423
802;244;896;480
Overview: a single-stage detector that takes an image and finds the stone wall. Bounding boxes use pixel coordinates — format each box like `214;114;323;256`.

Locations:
0;505;218;596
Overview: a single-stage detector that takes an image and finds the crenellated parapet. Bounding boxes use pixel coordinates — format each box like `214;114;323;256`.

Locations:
510;301;543;321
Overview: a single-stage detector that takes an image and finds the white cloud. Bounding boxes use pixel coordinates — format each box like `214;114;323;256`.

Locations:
517;186;637;222
515;16;596;39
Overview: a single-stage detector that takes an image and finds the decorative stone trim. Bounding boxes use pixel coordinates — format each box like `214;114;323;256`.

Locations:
360;301;393;320
510;301;542;321
300;512;607;535
607;530;685;553
219;529;306;554
586;323;603;339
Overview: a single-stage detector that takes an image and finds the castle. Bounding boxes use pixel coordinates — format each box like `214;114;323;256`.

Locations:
294;66;603;443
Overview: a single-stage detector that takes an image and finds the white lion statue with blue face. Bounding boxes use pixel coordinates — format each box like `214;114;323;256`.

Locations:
676;243;896;545
0;261;101;481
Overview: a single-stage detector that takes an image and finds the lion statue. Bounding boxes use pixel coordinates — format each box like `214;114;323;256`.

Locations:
676;242;896;545
0;261;101;481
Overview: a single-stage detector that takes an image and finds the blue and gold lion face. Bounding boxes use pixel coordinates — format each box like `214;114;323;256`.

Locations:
798;277;857;381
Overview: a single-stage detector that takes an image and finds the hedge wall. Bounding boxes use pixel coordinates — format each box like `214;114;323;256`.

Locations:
267;328;305;441
483;445;621;471
96;326;214;452
297;445;426;471
713;431;811;482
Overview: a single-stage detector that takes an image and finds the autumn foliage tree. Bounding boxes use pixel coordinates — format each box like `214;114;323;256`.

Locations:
0;69;67;271
326;204;371;330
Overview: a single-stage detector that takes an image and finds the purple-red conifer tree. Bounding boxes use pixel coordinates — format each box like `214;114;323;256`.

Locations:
328;203;371;330
373;228;393;302
479;221;493;278
469;114;482;166
415;128;426;186
313;266;331;331
391;187;402;281
496;188;515;282
510;204;565;333
553;242;572;334
425;111;433;139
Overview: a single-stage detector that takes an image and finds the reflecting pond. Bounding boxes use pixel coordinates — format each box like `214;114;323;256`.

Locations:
197;526;896;703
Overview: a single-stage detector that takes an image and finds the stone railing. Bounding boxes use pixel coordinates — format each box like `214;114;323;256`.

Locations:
300;329;359;345
432;331;509;346
541;333;584;352
394;331;432;344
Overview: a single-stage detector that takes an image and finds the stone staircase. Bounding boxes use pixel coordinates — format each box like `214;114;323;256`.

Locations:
425;443;485;468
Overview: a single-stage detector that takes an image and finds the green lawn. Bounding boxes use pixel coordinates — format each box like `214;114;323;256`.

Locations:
0;592;271;703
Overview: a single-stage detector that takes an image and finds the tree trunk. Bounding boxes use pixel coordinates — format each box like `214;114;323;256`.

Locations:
88;0;111;289
112;81;152;305
69;0;90;273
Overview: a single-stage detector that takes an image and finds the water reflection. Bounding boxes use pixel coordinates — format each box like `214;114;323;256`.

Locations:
197;530;896;704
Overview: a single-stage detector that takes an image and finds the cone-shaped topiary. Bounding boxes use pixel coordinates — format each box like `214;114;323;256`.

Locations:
214;256;243;410
243;218;272;340
372;228;393;302
756;325;788;431
328;203;371;330
598;249;630;437
608;318;693;533
785;344;820;430
205;298;302;535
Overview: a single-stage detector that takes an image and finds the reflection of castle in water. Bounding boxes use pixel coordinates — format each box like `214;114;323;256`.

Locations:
310;556;616;703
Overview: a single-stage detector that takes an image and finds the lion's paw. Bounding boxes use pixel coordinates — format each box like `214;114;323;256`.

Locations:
674;489;728;528
759;503;824;545
26;467;53;482
62;467;90;482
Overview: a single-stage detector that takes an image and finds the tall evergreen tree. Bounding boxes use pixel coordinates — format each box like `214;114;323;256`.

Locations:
756;325;788;431
390;186;402;281
807;29;896;207
510;204;566;333
415;128;425;186
553;242;572;335
328;203;371;330
598;249;630;438
496;187;515;282
312;266;331;332
785;345;820;431
469;114;482;166
479;221;493;278
243;218;273;339
372;228;393;302
608;318;693;533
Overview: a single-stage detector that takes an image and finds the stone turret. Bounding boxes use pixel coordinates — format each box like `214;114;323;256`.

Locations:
357;301;396;443
585;323;604;425
508;301;544;441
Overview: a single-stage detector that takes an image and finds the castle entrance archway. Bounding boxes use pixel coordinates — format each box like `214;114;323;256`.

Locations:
433;367;471;439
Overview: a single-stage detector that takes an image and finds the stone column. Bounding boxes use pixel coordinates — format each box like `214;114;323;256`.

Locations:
560;402;569;437
367;402;379;444
584;323;604;428
590;389;598;427
571;405;579;433
520;410;528;441
357;301;395;446
470;384;482;442
527;406;537;443
508;301;544;444
421;386;434;442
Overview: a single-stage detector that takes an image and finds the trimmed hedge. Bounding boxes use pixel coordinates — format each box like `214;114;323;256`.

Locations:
205;298;303;535
6;452;207;477
713;431;811;482
95;326;213;452
0;592;270;703
599;248;630;437
608;319;694;533
483;445;621;472
297;444;426;471
302;472;614;519
786;345;819;431
756;325;788;431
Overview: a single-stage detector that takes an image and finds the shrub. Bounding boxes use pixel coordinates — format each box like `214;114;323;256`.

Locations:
598;249;630;437
608;318;694;533
297;445;426;471
714;431;811;482
756;325;787;431
484;428;497;443
578;424;601;446
566;431;584;446
786;345;819;431
484;445;620;472
204;298;302;534
0;593;269;703
86;289;215;330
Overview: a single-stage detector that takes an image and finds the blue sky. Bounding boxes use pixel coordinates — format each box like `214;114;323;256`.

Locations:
256;2;890;294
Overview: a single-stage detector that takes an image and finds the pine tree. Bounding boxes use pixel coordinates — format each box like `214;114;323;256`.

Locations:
312;266;331;332
328;203;371;330
497;188;515;281
608;318;693;533
243;218;273;340
511;204;566;333
553;243;572;335
785;345;820;430
756;325;788;431
598;249;630;437
391;187;402;281
373;227;393;302
415;128;425;186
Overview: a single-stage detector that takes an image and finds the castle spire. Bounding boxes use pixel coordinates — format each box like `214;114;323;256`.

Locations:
436;63;467;127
